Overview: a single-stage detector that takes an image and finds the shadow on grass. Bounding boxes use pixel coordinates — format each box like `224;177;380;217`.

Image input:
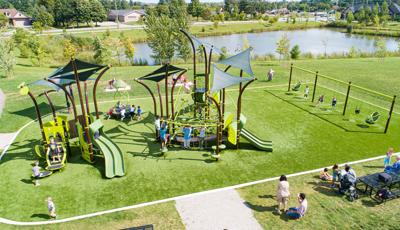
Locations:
20;179;33;184
30;213;50;220
265;90;385;134
363;165;384;169
308;181;340;197
258;194;275;199
243;201;275;212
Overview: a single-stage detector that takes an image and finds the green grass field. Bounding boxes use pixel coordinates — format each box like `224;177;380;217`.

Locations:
0;57;399;224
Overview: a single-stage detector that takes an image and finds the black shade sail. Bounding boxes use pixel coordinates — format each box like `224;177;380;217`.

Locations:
48;59;105;81
138;64;186;82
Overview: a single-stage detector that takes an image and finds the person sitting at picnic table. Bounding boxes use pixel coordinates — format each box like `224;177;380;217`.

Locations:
106;107;114;120
320;168;332;181
120;106;126;121
385;155;400;174
384;147;394;168
344;164;357;179
286;193;308;220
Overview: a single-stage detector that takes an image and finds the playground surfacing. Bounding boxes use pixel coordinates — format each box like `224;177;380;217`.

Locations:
0;86;399;221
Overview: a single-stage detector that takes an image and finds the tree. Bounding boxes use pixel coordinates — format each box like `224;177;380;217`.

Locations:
346;11;354;24
89;0;107;26
93;36;111;64
0;38;16;78
290;45;300;59
373;14;380;27
381;0;390;25
0;13;8;29
374;38;387;60
276;33;290;60
72;0;91;27
27;36;46;66
54;0;74;27
63;39;77;59
188;0;203;21
123;37;135;65
144;14;176;63
33;5;55;27
32;21;44;33
201;7;212;20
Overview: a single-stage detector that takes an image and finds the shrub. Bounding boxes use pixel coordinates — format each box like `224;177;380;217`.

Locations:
290;45;301;59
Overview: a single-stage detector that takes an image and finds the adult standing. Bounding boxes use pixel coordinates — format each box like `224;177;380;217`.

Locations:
267;69;275;81
275;175;290;214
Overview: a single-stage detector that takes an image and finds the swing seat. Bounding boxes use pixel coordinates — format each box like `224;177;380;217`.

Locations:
292;82;301;91
365;112;380;124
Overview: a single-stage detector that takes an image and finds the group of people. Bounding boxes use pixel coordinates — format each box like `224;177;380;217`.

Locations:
107;102;142;121
384;147;400;174
275;175;308;219
154;116;207;151
315;94;337;108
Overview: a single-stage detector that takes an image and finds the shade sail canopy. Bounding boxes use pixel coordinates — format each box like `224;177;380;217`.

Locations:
138;64;186;82
210;65;253;93
30;77;95;91
217;48;254;76
48;59;105;81
181;30;223;54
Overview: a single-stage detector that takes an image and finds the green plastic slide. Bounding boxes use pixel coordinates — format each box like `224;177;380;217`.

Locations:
89;119;125;178
240;128;273;152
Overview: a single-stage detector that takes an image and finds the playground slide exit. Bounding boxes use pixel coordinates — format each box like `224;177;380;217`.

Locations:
240;128;273;152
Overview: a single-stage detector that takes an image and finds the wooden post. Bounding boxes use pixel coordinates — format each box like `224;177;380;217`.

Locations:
288;63;293;92
384;95;396;134
84;81;90;116
311;71;319;103
342;81;352;116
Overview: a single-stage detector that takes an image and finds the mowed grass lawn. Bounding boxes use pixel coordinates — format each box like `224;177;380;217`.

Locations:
238;158;400;230
0;57;400;222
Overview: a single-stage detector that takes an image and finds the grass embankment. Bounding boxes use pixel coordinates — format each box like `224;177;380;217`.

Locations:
0;57;399;221
63;21;322;42
238;158;400;230
329;21;400;37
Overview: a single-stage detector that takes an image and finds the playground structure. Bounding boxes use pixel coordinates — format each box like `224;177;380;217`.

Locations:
135;30;273;156
287;64;397;133
19;60;125;179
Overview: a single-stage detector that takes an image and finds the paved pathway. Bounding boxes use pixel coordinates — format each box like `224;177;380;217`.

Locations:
175;189;263;230
0;133;16;150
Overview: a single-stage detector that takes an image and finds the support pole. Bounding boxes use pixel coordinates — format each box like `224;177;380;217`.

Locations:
72;59;94;162
208;95;222;154
135;79;157;116
40;90;57;124
47;79;78;122
236;79;256;149
288;63;293;91
384;95;396;134
311;71;319;103
342;81;352;116
93;66;110;119
84;81;90;117
165;64;169;119
157;82;163;118
27;91;46;145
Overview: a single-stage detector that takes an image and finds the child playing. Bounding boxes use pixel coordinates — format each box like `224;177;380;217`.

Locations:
304;86;309;98
137;106;142;120
32;162;42;186
130;104;136;121
384;147;394;168
182;125;192;149
320;168;332;181
331;96;337;108
331;164;339;188
47;197;57;219
106;107;113;120
199;126;206;149
317;95;324;106
155;116;161;141
49;137;61;162
160;121;168;150
120;106;126;121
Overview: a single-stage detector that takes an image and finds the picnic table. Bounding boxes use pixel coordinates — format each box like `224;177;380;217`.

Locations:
356;172;400;199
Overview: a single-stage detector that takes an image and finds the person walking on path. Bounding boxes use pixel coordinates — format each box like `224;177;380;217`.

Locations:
275;175;290;214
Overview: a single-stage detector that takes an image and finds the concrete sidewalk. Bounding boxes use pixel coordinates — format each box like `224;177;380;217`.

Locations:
175;189;262;230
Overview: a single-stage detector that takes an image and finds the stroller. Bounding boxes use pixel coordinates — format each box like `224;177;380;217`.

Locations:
339;173;359;201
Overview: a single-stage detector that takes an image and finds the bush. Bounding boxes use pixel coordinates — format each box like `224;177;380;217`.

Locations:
290;45;301;59
346;25;353;33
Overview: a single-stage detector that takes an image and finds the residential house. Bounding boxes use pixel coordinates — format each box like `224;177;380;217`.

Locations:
0;8;31;27
108;10;145;23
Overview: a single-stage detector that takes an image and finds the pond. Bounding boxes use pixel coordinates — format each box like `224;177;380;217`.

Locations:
133;28;400;65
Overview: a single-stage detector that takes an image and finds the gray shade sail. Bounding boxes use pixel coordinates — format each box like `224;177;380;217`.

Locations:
184;31;223;54
210;65;253;93
217;48;254;76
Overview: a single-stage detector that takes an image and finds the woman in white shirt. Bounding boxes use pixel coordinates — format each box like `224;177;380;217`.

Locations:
276;175;290;214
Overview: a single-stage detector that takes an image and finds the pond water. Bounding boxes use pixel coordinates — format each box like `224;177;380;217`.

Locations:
133;28;400;65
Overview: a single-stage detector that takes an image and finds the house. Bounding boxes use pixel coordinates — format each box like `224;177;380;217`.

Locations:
344;2;400;18
108;10;145;23
0;9;31;27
